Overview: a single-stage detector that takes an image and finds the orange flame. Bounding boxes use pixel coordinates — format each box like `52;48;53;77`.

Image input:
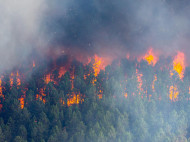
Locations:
16;71;21;86
44;74;53;84
36;94;46;104
126;53;130;60
173;52;185;79
152;74;157;91
136;69;143;94
98;89;103;99
0;78;4;98
67;92;83;107
169;85;179;101
33;60;35;68
144;48;158;66
10;72;14;87
93;55;105;77
19;97;24;109
59;67;66;78
60;98;65;105
124;92;128;98
39;88;46;96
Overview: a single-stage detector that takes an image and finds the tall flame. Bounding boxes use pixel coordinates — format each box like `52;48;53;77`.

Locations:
10;72;14;87
16;71;21;86
93;55;105;77
173;52;185;79
144;48;158;66
19;97;24;109
0;78;4;98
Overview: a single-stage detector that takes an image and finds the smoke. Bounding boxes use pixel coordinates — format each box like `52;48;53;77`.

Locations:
44;0;190;61
1;0;190;71
0;0;46;72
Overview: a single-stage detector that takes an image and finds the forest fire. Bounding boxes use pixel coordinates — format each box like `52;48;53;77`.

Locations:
169;85;179;101
59;67;67;78
88;54;109;77
44;74;55;84
144;48;158;66
152;74;157;92
16;71;21;86
10;73;14;87
0;48;188;109
19;97;24;109
33;61;35;68
172;52;185;79
136;69;143;95
3;1;190;141
67;93;83;107
0;78;3;98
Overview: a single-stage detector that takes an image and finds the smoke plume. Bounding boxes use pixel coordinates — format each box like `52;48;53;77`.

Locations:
1;0;190;71
44;0;190;60
0;0;46;72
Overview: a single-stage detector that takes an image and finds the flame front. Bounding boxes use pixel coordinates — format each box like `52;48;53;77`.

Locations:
0;48;188;110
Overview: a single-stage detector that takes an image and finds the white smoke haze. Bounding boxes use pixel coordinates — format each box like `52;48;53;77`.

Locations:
0;0;46;72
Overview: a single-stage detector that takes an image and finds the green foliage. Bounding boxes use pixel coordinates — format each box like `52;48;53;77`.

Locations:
0;58;190;142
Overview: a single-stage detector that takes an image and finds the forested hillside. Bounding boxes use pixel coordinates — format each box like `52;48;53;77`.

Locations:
0;55;190;142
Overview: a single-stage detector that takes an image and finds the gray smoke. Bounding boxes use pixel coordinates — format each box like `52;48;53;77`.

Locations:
44;0;190;60
1;0;190;72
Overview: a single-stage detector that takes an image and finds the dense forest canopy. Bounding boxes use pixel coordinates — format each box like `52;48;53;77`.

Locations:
1;0;190;142
0;50;190;142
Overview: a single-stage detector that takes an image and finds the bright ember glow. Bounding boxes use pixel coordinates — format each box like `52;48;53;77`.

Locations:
16;71;21;86
144;48;158;66
44;74;53;84
19;97;24;109
173;52;185;79
33;61;35;68
136;69;143;94
67;92;83;107
124;93;128;98
10;72;14;87
59;67;66;78
0;78;4;98
152;74;157;91
169;85;179;101
93;55;105;77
